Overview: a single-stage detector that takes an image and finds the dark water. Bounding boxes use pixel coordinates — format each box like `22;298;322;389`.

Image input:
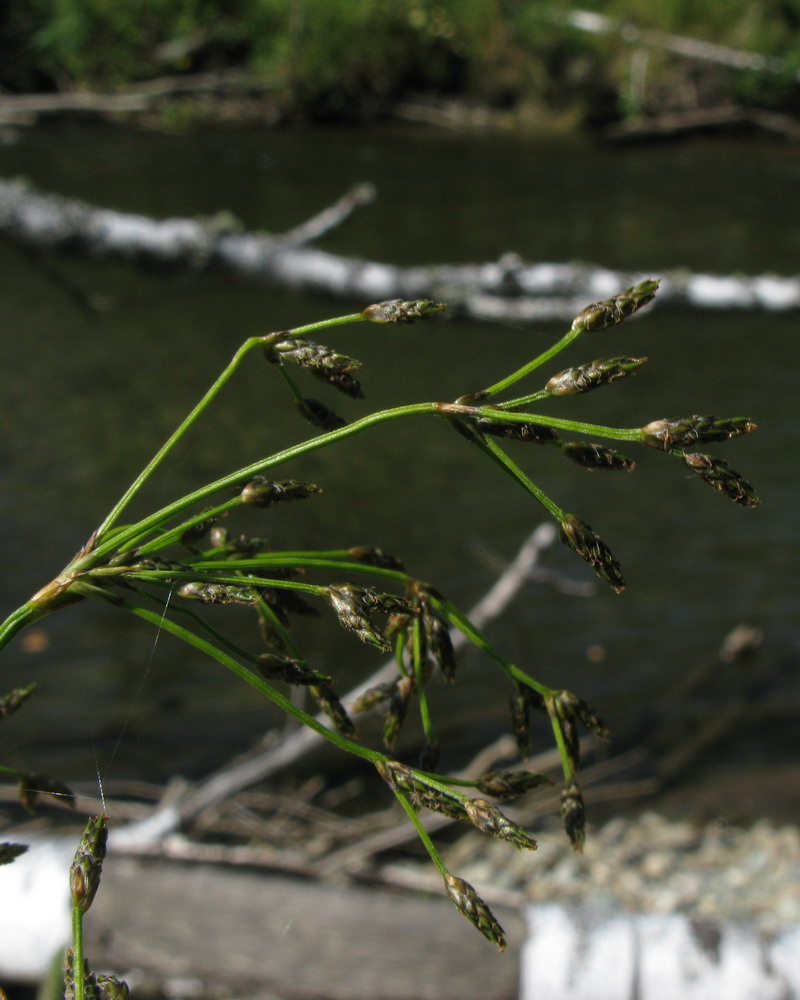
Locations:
0;121;796;806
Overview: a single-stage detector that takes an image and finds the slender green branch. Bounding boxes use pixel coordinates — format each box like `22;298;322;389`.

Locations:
255;597;304;660
124;582;262;665
432;594;553;699
86;584;385;764
469;406;645;441
91;310;365;550
466;433;566;521
548;713;575;783
80;401;441;566
112;568;331;596
71;905;85;1000
93;336;265;542
186;555;412;585
495;390;551;409
83;403;641;567
412;616;434;742
287;312;365;339
394;788;449;877
481;325;584;397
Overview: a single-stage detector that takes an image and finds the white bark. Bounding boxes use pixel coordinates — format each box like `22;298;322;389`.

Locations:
522;905;800;1000
2;177;799;321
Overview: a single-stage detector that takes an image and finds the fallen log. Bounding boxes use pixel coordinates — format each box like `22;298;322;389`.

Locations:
2;177;800;321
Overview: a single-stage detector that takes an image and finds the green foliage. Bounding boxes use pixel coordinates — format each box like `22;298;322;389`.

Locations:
3;0;800;121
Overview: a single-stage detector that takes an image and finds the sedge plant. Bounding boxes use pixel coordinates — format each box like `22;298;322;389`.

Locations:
0;282;759;952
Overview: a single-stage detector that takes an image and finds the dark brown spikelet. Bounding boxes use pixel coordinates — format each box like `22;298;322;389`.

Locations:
70;814;109;914
64;949;99;1000
560;781;586;852
239;477;322;507
346;546;406;571
380;762;468;820
477;770;552;802
383;676;414;751
559;514;625;593
268;338;365;398
0;842;28;865
177;581;259;605
444;873;507;951
572;279;659;333
361;299;445;323
313;682;356;737
0;683;37;719
326;584;411;651
545;356;647;396
683;453;760;507
179;512;220;552
257;653;332;686
560;442;635;471
641;414;757;450
421;603;457;682
352;681;397;713
556;690;611;742
17;772;75;812
262;585;320;623
548;694;582;773
96;976;131;1000
464;797;538;850
476;416;558;444
408;786;468;819
294;396;347;430
419;739;441;773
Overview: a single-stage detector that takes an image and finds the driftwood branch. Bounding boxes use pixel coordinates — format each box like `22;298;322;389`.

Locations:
0;70;276;126
563;9;796;79
606;104;800;142
2;176;800;321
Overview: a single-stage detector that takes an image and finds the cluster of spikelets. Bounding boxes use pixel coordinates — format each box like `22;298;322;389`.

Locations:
0;285;759;951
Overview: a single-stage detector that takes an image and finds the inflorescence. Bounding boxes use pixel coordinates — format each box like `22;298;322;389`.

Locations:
0;282;758;950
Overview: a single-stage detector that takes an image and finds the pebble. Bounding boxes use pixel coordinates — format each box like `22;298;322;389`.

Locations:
442;811;800;932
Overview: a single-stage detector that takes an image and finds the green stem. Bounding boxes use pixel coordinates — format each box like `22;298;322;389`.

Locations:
0;602;42;651
93;336;265;542
394;789;449;877
125;497;243;557
0;591;86;653
468;433;566;521
186;554;412;585
86;403;640;566
432;595;552;699
482;324;584;397
496;390;551;409
92;311;364;548
548;712;574;784
287;313;365;339
412;616;434;743
71;905;85;1000
90;586;384;764
125;582;263;665
472;407;643;440
112;569;331;595
81;401;441;566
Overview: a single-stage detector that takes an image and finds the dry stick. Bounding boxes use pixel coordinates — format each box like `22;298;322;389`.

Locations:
279;182;376;246
110;524;558;849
